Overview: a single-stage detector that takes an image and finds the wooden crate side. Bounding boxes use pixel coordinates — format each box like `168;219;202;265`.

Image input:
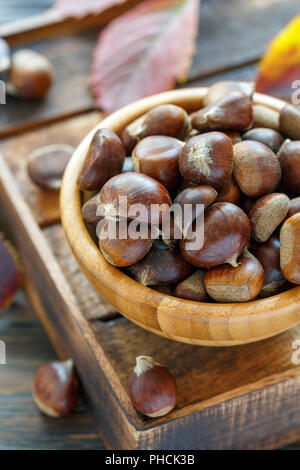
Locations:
0;155;141;449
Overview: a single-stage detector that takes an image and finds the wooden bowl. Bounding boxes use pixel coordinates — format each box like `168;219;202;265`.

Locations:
61;87;300;346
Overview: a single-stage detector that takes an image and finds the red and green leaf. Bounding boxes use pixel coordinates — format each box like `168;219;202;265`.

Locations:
256;15;300;101
89;0;200;112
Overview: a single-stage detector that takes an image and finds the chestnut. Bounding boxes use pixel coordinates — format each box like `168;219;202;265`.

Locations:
0;38;10;77
216;177;241;205
33;359;79;418
254;235;291;297
0;234;22;312
99;172;171;225
192;90;253;132
27;144;74;191
203;80;255;106
129;356;177;418
173;185;218;230
242;128;284;153
127;240;191;286
222;131;242;145
174;269;208;301
204;252;264;302
233;140;281;198
180;202;251;268
121;104;190;154
179;132;233;189
82;193;103;225
253;104;280;130
287;197;300;219
280;213;300;284
279;103;300;140
7;49;53;100
99;220;153;267
277;140;300;194
78;128;125;191
249;193;290;242
132;136;184;190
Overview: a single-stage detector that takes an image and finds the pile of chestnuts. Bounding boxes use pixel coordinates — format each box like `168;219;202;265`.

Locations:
78;80;300;304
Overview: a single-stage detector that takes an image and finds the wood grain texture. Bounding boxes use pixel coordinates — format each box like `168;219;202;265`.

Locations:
1;143;300;448
0;1;145;46
61;88;300;346
191;0;300;80
0;291;104;450
1;0;299;137
0;112;101;227
43;224;118;320
0;31;100;138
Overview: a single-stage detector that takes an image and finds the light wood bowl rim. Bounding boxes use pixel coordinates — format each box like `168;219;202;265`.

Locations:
61;87;300;346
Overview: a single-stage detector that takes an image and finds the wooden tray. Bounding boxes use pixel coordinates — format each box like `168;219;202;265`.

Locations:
0;113;300;449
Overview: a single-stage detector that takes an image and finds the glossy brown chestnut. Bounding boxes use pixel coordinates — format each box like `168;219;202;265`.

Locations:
27;144;74;191
204;252;264;302
280;213;300;284
99;172;171;225
128;356;177;418
33;359;79;418
99;220;153;267
279;103;300;140
216;177;241;205
127;240;191;286
277;140;300;194
203;80;255;106
254;235;291;297
192;90;253;132
242;128;284;153
132;136;184;190
179;132;233;189
121;104;190;154
78;128;125;191
233;140;281;198
7;49;53;99
180;202;251;268
173;185;218;225
82;193;103;225
174;269;208;301
249;193;290;242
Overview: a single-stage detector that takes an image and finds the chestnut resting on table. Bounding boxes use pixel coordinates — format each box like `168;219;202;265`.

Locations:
78;80;300;304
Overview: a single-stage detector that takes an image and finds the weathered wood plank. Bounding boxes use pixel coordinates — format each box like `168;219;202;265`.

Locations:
0;31;99;138
92;317;300;413
191;0;299;80
43;224;118;321
0;291;104;450
1;0;299;136
0;112;101;227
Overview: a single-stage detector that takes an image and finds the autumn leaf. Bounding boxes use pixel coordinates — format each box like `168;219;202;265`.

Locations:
256;15;300;100
89;0;200;112
52;0;134;18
